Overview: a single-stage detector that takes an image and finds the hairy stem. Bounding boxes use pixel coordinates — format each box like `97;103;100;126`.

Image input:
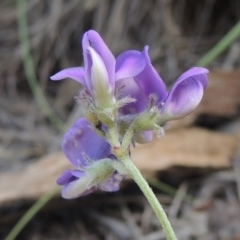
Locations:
120;156;177;240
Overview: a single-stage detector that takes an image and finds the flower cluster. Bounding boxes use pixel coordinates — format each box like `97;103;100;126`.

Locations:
51;30;208;199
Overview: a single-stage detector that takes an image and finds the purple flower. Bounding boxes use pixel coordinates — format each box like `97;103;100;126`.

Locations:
133;46;209;123
115;46;208;143
50;30;146;109
57;118;123;199
159;67;208;122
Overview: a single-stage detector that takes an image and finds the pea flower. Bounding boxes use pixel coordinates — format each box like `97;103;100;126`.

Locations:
134;46;208;124
52;30;209;199
50;30;146;110
57;118;123;199
51;30;208;239
116;46;208;142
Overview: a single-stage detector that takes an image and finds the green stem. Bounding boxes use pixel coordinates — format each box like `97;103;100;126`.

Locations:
122;125;134;150
107;126;120;147
4;187;60;240
196;20;240;67
121;156;177;240
147;176;195;204
17;0;64;131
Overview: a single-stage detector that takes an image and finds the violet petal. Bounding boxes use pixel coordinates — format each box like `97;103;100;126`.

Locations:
100;173;124;192
87;46;115;108
175;67;209;89
115;50;146;80
83;30;116;86
57;169;85;185
162;78;204;120
59;170;94;199
134;46;167;103
50;67;85;85
62;118;110;167
116;77;149;114
135;130;153;144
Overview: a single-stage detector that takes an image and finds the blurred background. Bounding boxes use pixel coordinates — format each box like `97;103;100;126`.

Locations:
1;0;240;239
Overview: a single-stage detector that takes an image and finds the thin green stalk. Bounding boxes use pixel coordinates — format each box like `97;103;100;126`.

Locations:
17;0;64;131
7;1;64;239
147;176;177;196
147;176;195;204
121;156;177;240
4;187;60;240
197;20;240;67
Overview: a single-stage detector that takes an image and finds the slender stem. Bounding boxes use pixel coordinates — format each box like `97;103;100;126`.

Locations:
121;123;134;150
196;20;240;67
4;187;60;240
120;156;177;240
17;0;64;131
147;176;195;204
107;126;120;147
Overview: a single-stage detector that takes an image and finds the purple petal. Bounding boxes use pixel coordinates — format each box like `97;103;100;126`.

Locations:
57;170;94;199
115;50;146;80
50;67;85;85
100;173;124;192
116;77;149;114
86;46;115;108
176;67;209;89
161;78;204;120
134;46;167;103
82;30;115;86
84;50;94;94
61;180;94;199
135;130;153;144
57;169;85;185
62;118;110;167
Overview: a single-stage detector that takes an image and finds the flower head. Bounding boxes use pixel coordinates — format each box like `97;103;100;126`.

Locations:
50;30;146;110
114;46;209;142
52;30;209;199
132;46;209;124
57;118;123;199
